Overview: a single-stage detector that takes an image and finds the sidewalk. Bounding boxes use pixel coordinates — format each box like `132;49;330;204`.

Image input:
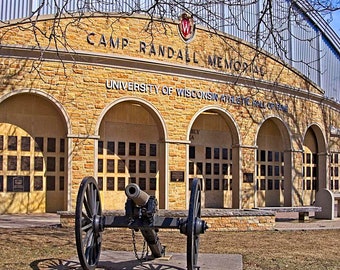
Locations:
0;213;60;228
274;212;340;231
1;212;340;230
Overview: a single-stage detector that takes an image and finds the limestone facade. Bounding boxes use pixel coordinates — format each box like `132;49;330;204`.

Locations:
0;14;340;213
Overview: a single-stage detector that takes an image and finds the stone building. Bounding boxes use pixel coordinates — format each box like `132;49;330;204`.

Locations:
0;1;340;213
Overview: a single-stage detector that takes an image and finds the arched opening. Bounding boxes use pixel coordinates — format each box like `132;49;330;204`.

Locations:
0;93;68;213
188;108;239;208
97;99;166;209
256;118;290;207
302;125;327;205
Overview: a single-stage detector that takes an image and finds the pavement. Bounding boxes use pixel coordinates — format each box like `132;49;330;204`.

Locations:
1;212;340;230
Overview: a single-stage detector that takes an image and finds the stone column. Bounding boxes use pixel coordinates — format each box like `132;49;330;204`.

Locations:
291;149;304;206
166;139;190;210
68;135;98;211
237;144;256;209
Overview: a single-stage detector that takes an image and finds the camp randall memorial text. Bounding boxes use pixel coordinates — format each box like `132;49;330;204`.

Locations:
86;33;288;113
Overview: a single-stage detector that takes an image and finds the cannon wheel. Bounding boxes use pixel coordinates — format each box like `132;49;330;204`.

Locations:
75;177;103;270
187;178;202;270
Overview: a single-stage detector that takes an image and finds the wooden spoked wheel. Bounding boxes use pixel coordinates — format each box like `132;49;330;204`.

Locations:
75;176;103;270
187;178;205;270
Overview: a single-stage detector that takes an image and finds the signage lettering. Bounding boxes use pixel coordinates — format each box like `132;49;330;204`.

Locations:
87;34;265;76
106;80;288;113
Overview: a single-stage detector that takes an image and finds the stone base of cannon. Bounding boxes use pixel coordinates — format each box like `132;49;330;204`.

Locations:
71;250;243;270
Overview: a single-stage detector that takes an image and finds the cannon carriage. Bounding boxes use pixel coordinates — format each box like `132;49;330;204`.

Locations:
75;176;208;270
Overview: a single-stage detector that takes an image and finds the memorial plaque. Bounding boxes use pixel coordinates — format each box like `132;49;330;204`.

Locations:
14;177;24;191
118;177;125;190
243;173;253;183
150;178;156;190
47;176;55;191
33;176;43;191
107;141;114;155
47;138;56;152
35;137;44;152
150;144;157;156
8;136;17;151
170;171;184;182
107;177;114;190
21;156;30;171
118;159;125;173
139;143;146;156
59;176;65;191
7;176;30;192
107;159;114;173
150;161;157;173
7;156;17;171
21;137;31;151
47;157;56;171
139;160;146;173
118;142;125;155
129;160;136;173
129;142;136;156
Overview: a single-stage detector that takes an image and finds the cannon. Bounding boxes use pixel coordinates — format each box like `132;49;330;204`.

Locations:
75;176;208;270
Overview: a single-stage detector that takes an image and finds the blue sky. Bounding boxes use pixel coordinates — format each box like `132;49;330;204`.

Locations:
329;10;340;37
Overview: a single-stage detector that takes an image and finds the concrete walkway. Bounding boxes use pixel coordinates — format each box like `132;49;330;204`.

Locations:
0;213;60;228
1;212;340;230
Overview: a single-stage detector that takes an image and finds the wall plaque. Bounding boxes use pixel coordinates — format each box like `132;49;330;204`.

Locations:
170;171;184;182
243;173;253;183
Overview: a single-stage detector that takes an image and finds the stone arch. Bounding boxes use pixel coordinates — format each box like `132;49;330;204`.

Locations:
0;90;71;213
255;116;292;207
187;106;241;208
95;97;168;209
302;124;328;204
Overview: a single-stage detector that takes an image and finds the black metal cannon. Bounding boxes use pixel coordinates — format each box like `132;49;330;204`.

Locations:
74;176;208;270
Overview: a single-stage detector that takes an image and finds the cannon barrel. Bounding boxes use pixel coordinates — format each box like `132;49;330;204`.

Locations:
125;183;150;206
